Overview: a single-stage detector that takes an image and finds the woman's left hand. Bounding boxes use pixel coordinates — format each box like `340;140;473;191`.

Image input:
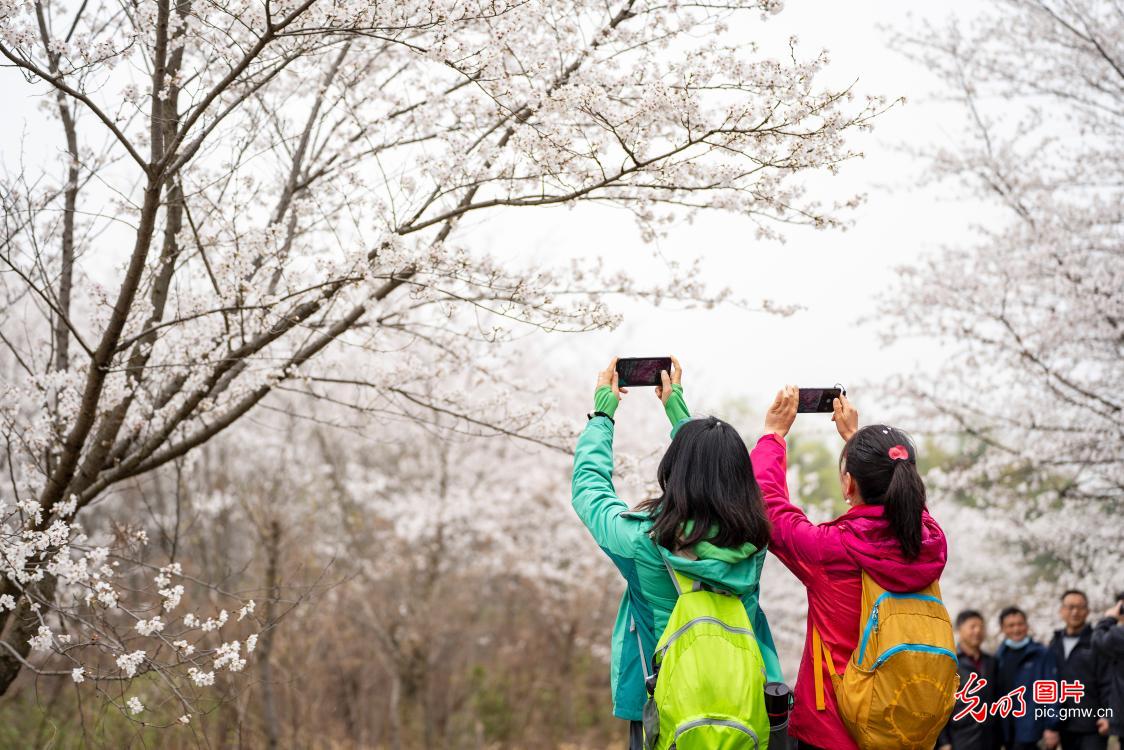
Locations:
655;355;682;405
764;385;798;439
832;393;859;442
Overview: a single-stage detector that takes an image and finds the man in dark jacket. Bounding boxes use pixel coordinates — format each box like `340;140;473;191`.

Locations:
1092;596;1124;742
996;606;1060;750
937;609;1003;750
1049;589;1113;750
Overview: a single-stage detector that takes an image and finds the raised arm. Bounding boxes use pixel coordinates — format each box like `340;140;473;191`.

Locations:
752;432;823;583
752;386;857;584
572;417;640;557
656;356;690;438
571;359;641;558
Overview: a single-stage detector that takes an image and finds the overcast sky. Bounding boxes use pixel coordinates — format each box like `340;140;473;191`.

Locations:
1;1;1005;437
464;0;1006;435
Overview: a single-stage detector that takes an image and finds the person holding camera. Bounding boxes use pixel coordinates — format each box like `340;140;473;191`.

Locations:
750;386;950;750
1092;595;1124;744
570;358;784;749
1048;589;1113;749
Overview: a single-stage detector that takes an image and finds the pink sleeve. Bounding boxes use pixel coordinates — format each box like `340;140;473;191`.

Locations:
751;433;841;585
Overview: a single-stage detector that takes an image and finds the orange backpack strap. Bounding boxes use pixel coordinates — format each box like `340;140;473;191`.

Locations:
812;625;837;711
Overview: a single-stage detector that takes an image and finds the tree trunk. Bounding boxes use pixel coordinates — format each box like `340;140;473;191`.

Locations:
388;671;402;750
0;576;58;696
258;519;282;750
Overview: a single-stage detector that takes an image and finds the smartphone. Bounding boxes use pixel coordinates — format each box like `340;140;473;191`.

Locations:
797;385;846;413
615;357;672;387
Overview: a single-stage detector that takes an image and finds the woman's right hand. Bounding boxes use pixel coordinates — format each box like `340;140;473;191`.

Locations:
832;393;859;441
596;358;627;400
764;385;798;439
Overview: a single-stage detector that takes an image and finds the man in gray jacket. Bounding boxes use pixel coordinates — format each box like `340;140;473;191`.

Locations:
1049;590;1113;749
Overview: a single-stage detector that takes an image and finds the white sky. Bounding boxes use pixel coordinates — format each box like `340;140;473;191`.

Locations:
0;0;1005;436
462;0;1006;435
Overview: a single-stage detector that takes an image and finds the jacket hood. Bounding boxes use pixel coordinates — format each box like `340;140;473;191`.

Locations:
621;514;767;597
658;543;766;597
681;520;759;564
830;504;947;592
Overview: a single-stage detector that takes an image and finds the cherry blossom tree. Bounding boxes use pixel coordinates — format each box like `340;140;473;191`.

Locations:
301;402;617;747
886;0;1123;614
1;0;889;719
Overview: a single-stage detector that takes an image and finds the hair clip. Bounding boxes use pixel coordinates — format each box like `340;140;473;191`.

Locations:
888;445;910;461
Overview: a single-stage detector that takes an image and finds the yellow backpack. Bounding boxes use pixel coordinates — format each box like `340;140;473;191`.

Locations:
813;573;959;750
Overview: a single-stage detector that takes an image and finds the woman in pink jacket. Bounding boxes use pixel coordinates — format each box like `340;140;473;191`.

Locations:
753;386;949;750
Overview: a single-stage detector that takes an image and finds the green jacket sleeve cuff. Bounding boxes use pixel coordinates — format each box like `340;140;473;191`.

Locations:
593;385;619;418
665;383;690;438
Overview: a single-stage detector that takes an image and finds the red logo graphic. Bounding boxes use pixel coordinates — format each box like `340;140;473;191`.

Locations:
1033;680;1057;703
953;672;989;722
1060;680;1085;703
956;674;1086;722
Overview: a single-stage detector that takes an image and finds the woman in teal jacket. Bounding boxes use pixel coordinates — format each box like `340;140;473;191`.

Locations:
571;357;783;747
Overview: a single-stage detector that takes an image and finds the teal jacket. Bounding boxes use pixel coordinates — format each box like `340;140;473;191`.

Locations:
571;386;783;720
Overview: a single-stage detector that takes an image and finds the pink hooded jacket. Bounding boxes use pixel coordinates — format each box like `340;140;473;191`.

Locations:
751;433;948;750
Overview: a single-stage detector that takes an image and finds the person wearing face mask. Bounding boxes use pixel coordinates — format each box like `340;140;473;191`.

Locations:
995;606;1060;750
937;610;1003;750
1048;590;1113;749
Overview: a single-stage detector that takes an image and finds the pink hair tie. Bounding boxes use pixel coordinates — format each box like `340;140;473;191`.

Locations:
888;445;910;461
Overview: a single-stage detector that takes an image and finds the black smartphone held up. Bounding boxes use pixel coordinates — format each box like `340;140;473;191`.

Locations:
797;385;846;413
615;357;672;387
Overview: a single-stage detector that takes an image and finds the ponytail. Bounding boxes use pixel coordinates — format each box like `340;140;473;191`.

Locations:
883;458;926;559
841;425;928;560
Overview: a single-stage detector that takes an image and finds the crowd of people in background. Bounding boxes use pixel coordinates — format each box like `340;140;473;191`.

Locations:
939;592;1124;750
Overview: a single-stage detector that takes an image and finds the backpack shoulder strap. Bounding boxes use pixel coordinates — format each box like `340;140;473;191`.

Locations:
812;625;838;711
632;614;651;682
661;554;703;596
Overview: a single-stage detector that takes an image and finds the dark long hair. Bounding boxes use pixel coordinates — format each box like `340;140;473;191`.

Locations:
841;424;927;559
637;416;770;552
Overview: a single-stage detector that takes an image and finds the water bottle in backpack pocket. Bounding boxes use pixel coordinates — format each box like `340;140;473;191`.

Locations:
764;682;793;750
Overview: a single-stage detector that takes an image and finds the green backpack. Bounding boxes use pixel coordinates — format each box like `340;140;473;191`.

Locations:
640;557;769;750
